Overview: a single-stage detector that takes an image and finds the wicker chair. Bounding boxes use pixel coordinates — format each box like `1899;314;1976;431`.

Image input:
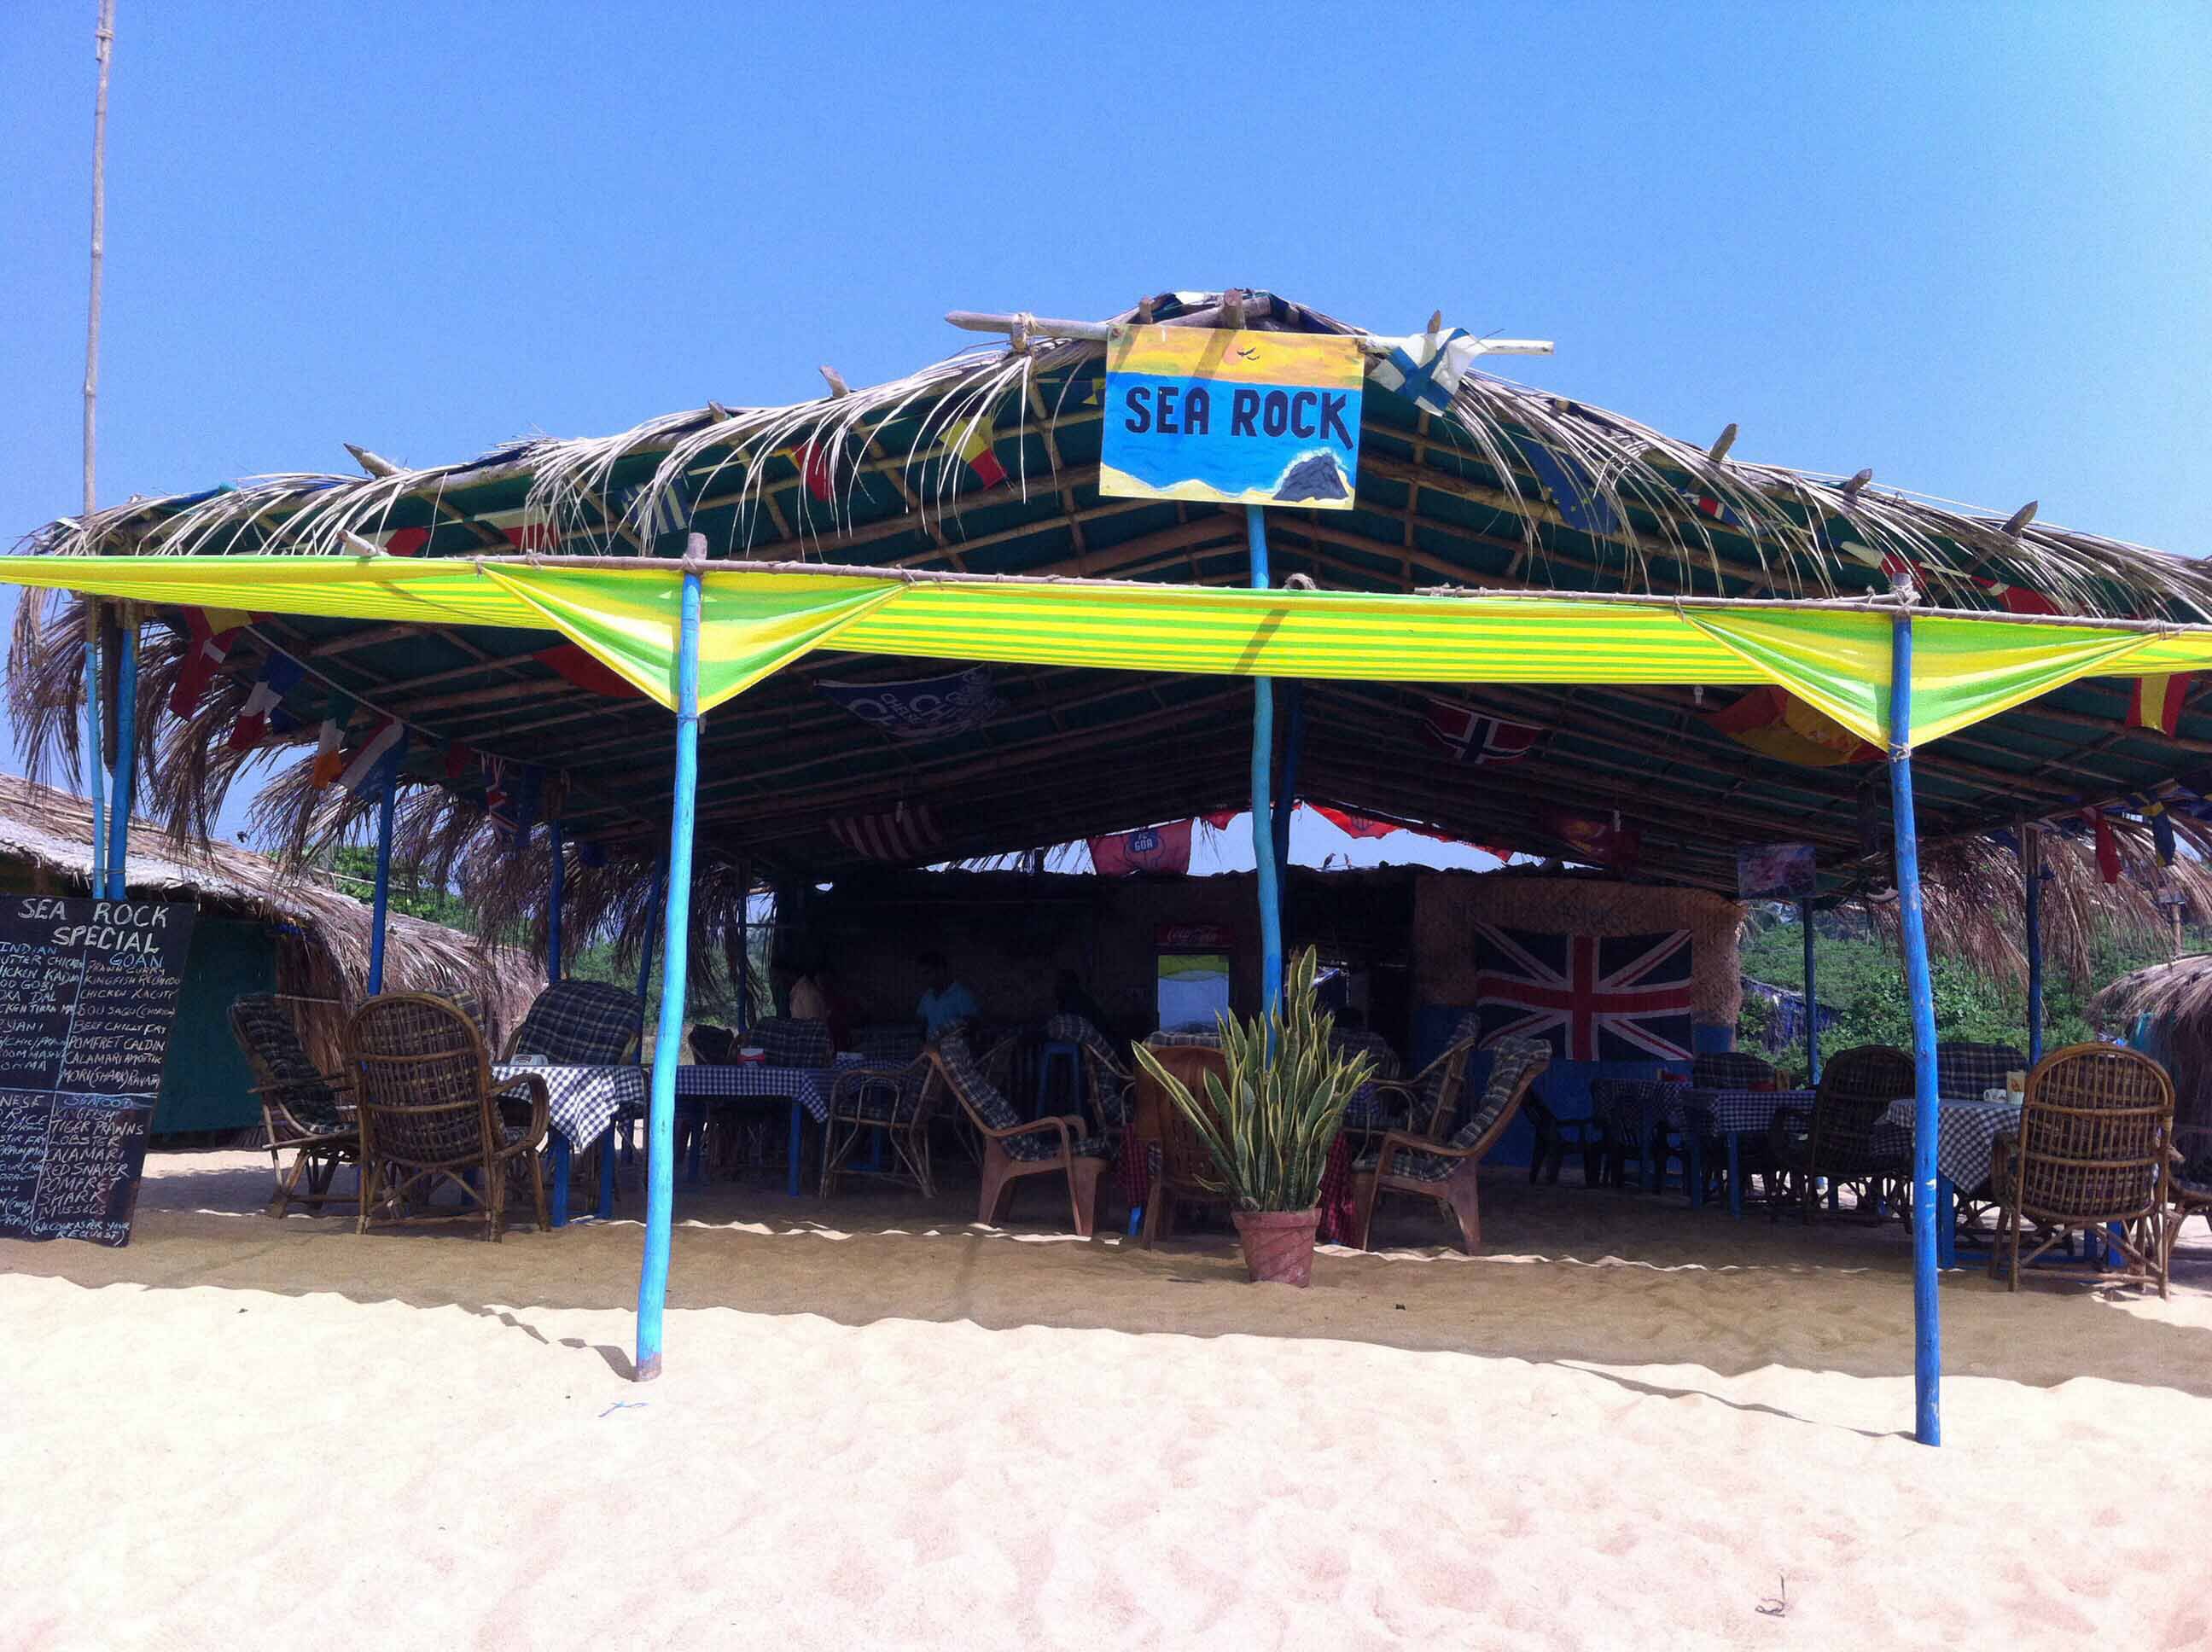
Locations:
230;992;361;1219
1937;1041;2026;1101
1044;1012;1135;1137
348;993;551;1241
1989;1043;2174;1294
1767;1044;1914;1224
1353;1036;1551;1251
1353;1017;1481;1155
931;1030;1112;1236
1134;1043;1231;1248
504;980;644;1066
818;1052;941;1198
2170;1126;2212;1269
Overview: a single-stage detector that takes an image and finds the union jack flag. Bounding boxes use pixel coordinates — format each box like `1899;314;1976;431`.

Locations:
1472;923;1695;1062
1423;700;1540;765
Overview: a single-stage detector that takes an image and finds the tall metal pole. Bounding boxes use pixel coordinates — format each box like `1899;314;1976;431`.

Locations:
2023;823;2045;1067
1247;507;1284;1018
637;560;703;1382
545;818;565;983
103;612;137;898
1889;614;1942;1447
82;0;116;522
84;608;106;892
365;768;397;995
1799;896;1821;1084
1271;681;1303;951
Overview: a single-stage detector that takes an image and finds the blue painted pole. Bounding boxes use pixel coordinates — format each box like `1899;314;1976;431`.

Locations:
636;565;702;1382
736;865;754;1032
366;767;397;996
1247;507;1284;1017
1888;614;1942;1447
1272;680;1303;944
546;819;565;983
104;620;137;898
1800;898;1821;1085
84;617;106;893
2023;824;2045;1067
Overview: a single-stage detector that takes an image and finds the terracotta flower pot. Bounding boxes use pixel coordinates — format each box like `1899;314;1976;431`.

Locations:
1231;1207;1320;1287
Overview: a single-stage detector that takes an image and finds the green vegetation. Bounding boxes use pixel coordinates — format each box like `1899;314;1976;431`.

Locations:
1738;908;2187;1076
327;846;476;930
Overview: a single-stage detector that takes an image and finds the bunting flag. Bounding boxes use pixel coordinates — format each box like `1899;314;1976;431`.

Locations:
534;642;647;700
1199;808;1239;830
309;693;356;787
168;607;252;717
1540;807;1640;869
2128;672;2192;736
1523;445;1620;538
226;652;306;750
1817;515;1912;584
1311;805;1400;840
1089;817;1194;877
790;439;835;503
617;482;688;540
1678;486;1743;527
1972;575;2061;615
1706;685;1882;767
442;740;474;781
2085;809;2121;884
1422;700;1540;765
336;717;408;798
483;755;510;829
1472;923;1695;1062
829;804;942;863
1367;327;1481;416
486;759;540;849
379;526;431;556
818;666;1000;741
946;409;1007;489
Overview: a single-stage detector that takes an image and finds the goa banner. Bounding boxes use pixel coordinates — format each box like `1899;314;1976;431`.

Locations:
1100;324;1363;510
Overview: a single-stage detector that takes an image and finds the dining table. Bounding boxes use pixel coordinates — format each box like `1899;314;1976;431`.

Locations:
493;1058;855;1224
1873;1093;2022;1268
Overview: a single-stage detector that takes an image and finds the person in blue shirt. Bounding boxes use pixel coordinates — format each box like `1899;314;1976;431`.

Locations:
916;951;980;1040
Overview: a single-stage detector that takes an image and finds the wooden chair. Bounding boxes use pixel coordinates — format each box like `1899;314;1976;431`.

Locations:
1134;1044;1231;1248
1353;1036;1551;1252
230;992;361;1219
1990;1043;2174;1294
347;993;550;1242
932;1030;1112;1236
819;1052;940;1198
1767;1044;1914;1224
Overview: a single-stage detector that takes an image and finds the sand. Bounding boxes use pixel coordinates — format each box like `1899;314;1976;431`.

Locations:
5;1151;2210;1651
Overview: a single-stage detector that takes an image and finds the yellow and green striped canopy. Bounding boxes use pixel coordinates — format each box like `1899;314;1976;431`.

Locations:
6;554;2209;747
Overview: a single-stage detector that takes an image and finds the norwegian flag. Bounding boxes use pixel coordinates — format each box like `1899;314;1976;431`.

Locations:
1678;486;1743;527
227;652;306;750
168;607;251;717
1422;700;1540;765
1472;923;1696;1062
1310;805;1400;840
829;804;942;863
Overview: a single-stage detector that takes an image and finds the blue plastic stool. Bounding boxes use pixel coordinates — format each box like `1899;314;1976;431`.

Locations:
1035;1040;1082;1121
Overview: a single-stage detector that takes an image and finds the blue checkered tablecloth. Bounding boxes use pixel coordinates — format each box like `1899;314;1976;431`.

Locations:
673;1061;844;1124
1875;1096;2022;1191
1682;1087;1819;1137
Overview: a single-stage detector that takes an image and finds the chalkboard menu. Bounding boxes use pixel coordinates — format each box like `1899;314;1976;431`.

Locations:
0;896;197;1246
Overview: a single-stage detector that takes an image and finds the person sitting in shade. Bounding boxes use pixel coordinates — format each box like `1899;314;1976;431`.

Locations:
1052;967;1111;1033
789;959;831;1023
916;951;979;1041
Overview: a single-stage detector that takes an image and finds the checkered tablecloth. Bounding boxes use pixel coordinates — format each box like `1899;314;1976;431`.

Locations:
1875;1096;2022;1191
496;1063;645;1154
1682;1087;1819;1137
497;1060;855;1151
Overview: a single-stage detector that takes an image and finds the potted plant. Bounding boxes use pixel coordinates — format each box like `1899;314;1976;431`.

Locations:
1132;947;1376;1286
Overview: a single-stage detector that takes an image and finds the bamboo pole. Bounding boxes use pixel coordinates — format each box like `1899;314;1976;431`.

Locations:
103;608;136;896
81;0;115;522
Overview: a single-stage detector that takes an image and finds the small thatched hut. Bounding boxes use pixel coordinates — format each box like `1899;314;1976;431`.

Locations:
0;772;532;1138
2090;954;2212;1131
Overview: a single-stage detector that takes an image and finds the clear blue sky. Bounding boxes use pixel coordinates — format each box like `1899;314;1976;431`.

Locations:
3;2;2207;868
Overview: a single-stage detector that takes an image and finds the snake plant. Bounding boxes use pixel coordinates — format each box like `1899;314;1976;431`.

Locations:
1132;947;1376;1212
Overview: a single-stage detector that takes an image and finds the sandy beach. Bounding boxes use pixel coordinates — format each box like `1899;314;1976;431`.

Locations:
5;1152;2209;1652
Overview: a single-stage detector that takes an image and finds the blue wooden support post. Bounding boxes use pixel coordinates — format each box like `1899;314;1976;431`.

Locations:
1247;507;1284;1017
2023;823;2045;1067
84;611;106;892
634;854;666;1017
1800;897;1821;1085
1271;681;1304;946
103;613;137;898
736;863;754;1032
637;562;703;1382
545;819;565;983
1888;613;1942;1447
365;766;398;996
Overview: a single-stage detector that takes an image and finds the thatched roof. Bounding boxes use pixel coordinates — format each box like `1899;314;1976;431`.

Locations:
9;288;2211;967
0;771;534;1035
